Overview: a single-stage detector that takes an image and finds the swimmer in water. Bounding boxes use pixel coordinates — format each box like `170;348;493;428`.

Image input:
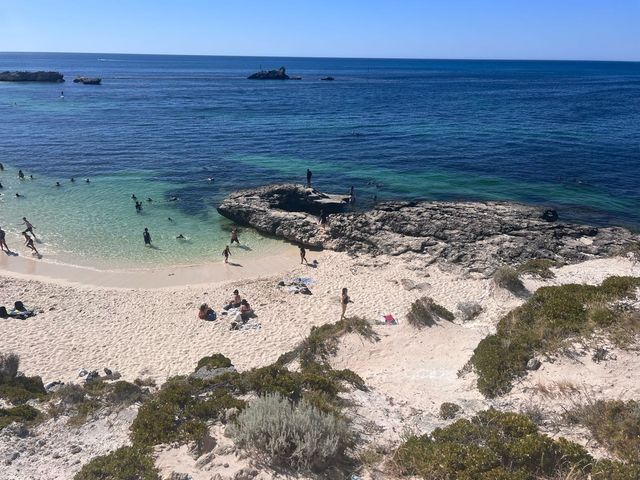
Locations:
30;175;34;180
147;197;152;202
18;170;25;180
71;177;75;182
56;182;61;187
169;196;178;202
176;234;185;239
0;163;3;171
85;178;90;183
131;194;137;200
15;193;22;198
207;177;215;182
168;217;174;222
143;228;152;246
0;182;3;189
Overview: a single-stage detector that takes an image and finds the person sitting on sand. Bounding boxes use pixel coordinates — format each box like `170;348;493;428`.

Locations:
22;217;36;239
340;287;350;319
0;226;9;253
239;299;252;322
198;303;216;321
223;245;231;263
23;232;39;256
143;228;152;246
230;228;240;245
224;289;241;310
299;245;308;265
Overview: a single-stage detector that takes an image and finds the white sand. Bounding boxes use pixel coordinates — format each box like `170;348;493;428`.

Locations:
1;252;639;479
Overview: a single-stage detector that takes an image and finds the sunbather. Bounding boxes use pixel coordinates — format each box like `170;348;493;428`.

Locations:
198;303;216;321
239;299;252;322
224;289;241;310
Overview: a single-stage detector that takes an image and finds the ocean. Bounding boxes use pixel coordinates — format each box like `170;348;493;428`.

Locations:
0;53;639;268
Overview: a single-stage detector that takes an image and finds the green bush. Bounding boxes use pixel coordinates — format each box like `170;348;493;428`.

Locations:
0;352;20;381
517;259;557;279
471;277;640;397
74;446;159;480
439;402;461;420
55;384;86;405
0;404;40;429
130;377;244;447
592;459;640;480
493;266;526;294
0;375;46;404
195;353;232;371
394;409;594;479
106;381;147;405
228;393;353;472
567;400;640;463
407;297;454;329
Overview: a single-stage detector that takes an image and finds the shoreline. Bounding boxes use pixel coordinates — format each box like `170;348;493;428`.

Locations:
0;243;305;289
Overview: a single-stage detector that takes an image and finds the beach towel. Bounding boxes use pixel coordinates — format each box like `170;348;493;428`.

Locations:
377;314;398;325
230;317;262;331
8;308;34;320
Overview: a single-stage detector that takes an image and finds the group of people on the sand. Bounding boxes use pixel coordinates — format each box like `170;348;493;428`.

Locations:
198;289;253;326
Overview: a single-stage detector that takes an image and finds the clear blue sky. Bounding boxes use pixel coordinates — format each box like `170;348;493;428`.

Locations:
1;0;638;60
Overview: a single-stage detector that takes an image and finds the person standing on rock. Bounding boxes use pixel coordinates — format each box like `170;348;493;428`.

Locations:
306;169;312;187
223;245;231;263
143;228;152;247
230;228;240;245
340;287;351;319
299;245;308;265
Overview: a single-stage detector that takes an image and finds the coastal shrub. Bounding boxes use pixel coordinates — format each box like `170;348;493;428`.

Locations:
0;352;20;381
0;374;46;404
228;393;352;472
471;277;640;397
407;297;454;329
130;376;244;447
74;446;159;480
195;353;232;371
591;460;640;480
0;404;40;430
517;258;557;279
55;384;86;405
493;266;526;294
393;409;594;479
566;400;640;463
106;381;147;405
439;402;461;420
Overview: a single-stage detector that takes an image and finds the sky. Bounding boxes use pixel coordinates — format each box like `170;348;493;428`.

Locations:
0;0;638;61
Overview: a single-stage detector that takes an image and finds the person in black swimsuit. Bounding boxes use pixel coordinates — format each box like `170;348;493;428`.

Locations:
143;228;152;246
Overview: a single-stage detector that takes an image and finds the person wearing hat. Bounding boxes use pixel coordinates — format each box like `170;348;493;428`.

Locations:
224;289;242;310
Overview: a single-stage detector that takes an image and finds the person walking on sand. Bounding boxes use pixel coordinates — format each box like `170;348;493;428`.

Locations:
22;217;36;239
230;228;240;245
143;228;152;247
299;245;308;265
23;232;39;256
340;287;350;319
0;226;9;253
306;168;312;187
223;245;231;263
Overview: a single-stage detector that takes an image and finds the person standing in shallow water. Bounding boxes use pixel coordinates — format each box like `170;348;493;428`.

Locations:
143;228;152;247
0;226;9;253
306;168;312;187
18;170;25;180
230;228;240;245
223;245;231;263
340;287;350;319
22;217;36;239
23;232;39;256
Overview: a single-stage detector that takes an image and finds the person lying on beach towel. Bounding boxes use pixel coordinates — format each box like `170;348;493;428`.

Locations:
198;303;216;321
3;301;35;319
377;314;398;325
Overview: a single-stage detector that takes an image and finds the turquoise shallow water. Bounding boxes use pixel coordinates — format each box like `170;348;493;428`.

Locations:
1;53;639;267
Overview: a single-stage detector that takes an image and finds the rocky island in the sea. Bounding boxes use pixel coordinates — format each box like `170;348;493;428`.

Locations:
247;66;290;80
73;76;102;85
218;183;638;276
0;71;64;82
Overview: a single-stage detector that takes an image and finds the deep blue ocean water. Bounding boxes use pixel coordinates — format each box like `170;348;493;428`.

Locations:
1;53;639;266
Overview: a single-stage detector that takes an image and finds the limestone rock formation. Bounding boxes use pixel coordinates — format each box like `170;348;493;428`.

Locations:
247;67;290;80
218;184;638;276
0;71;64;82
73;76;101;85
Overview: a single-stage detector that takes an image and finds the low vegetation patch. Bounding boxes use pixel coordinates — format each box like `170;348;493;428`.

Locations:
195;353;232;371
471;276;640;397
0;352;46;404
74;446;159;480
228;393;353;472
0;404;41;430
517;258;557;279
493;266;526;294
565;399;640;464
407;297;455;329
438;402;461;420
393;408;638;480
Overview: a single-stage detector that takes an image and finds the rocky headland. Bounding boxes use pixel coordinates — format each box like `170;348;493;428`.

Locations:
218;183;637;275
0;71;64;82
247;67;290;80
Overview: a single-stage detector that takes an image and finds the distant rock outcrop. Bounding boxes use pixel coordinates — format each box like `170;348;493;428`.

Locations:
247;67;290;80
0;71;64;82
321;76;335;81
218;184;638;276
73;76;101;85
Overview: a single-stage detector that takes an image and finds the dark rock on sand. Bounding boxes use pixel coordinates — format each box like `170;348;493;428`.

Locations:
0;71;64;82
218;184;638;276
73;76;101;85
247;67;290;80
526;358;542;370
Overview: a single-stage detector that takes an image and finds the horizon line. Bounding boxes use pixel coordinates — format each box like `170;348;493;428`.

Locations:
1;50;639;64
